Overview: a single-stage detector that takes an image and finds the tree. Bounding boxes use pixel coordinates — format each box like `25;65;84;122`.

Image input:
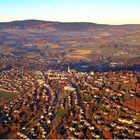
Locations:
0;123;4;134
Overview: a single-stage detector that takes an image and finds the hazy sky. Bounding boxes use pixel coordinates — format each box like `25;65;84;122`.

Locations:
0;0;140;24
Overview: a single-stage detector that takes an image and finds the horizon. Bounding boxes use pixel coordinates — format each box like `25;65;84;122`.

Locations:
1;19;140;26
0;0;140;25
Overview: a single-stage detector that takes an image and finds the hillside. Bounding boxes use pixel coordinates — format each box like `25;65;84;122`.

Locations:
0;20;140;67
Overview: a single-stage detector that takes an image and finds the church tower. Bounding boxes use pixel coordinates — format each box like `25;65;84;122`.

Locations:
68;65;71;73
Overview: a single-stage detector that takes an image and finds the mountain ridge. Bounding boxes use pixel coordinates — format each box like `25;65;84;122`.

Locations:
1;19;140;26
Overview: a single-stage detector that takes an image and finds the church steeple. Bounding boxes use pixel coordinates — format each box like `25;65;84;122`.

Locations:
68;65;70;73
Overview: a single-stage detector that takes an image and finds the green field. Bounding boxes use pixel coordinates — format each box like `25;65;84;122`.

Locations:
0;90;18;103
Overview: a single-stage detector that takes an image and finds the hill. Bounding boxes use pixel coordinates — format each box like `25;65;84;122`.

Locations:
0;20;140;67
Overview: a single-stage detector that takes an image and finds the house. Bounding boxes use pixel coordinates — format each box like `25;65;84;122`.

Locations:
135;131;140;138
118;117;134;125
64;85;76;91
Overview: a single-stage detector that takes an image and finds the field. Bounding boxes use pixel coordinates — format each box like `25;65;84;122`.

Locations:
0;90;18;103
70;49;93;59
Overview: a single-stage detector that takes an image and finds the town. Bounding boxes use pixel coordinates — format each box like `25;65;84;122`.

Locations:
0;68;140;139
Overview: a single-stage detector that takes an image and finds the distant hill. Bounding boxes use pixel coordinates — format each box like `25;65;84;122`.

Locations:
0;19;140;29
0;20;109;31
0;19;140;65
0;20;46;28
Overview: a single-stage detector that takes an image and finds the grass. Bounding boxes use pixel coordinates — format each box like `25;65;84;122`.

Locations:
0;90;18;103
57;109;67;118
71;45;119;58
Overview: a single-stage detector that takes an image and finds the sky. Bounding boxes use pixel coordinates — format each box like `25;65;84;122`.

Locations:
0;0;140;25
